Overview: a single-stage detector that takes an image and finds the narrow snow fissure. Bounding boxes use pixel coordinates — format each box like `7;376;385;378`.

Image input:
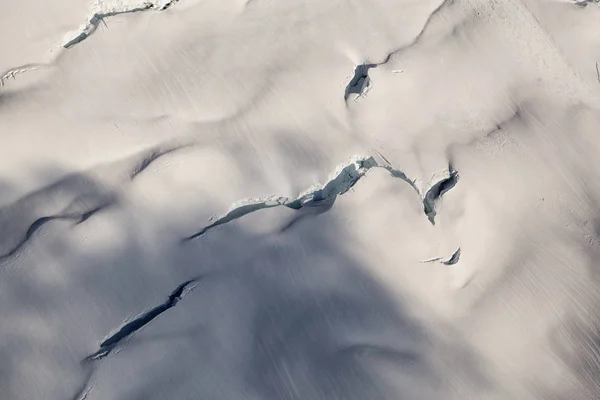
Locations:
373;150;421;195
342;0;450;101
442;247;461;265
184;155;430;241
63;0;180;48
85;278;200;362
1;65;46;87
158;0;180;10
69;365;95;400
184;155;460;241
420;247;461;265
423;165;459;225
184;156;380;240
575;0;600;7
64;6;152;48
344;64;376;101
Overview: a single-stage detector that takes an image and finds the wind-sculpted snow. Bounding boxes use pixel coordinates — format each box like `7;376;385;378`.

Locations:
0;144;186;263
4;0;600;398
0;205;111;262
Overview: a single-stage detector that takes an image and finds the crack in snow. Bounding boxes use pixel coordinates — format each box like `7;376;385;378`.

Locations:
420;256;443;263
372;150;421;195
374;0;452;66
342;0;451;101
69;365;95;400
423;165;459;225
184;155;381;240
84;278;200;362
184;154;459;241
442;247;461;265
420;247;461;265
0;65;47;87
157;0;180;10
63;0;180;48
575;0;600;7
344;64;376;102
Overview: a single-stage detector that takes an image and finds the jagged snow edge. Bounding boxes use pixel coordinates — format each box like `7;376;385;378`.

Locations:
60;0;175;48
218;155;373;217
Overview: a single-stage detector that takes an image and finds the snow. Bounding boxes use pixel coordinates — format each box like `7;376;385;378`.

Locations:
2;0;600;399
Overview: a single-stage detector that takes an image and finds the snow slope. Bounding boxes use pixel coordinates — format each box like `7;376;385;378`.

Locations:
1;0;600;399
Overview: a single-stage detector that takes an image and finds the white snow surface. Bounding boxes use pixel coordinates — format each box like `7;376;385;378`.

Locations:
2;0;600;399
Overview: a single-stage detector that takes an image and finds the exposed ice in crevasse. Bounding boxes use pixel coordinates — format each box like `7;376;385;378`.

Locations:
344;64;376;102
423;166;459;225
69;278;199;400
85;278;200;362
442;248;461;265
62;0;179;48
184;155;381;240
184;154;458;240
573;0;600;8
420;248;461;265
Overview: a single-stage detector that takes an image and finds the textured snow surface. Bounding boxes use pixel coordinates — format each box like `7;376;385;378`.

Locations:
2;0;600;399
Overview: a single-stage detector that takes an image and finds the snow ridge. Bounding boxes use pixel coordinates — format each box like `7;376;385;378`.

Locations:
0;144;186;264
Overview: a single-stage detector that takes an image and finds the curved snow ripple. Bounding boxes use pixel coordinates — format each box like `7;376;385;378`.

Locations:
0;144;187;264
